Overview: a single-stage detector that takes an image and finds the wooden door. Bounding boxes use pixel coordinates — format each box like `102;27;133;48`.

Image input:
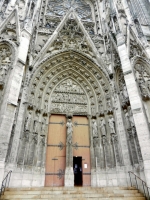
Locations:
72;116;91;186
45;115;66;186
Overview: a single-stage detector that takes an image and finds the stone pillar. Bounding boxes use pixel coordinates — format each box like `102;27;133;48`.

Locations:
0;29;31;186
113;93;131;166
117;33;150;186
7;86;28;166
88;116;97;187
64;118;74;187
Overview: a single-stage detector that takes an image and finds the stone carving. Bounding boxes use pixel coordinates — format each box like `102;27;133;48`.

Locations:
24;111;32;131
113;16;120;34
0;46;12;64
46;0;92;21
99;117;106;136
106;99;112;112
49;19;93;57
0;46;12;83
0;0;9;21
33;120;39;133
50;79;88;114
118;70;129;107
138;78;150;99
41;123;46;135
102;135;107;146
124;109;130;129
66;119;73;145
108;116;116;134
92;119;98;138
128;106;135;127
122;85;129;100
134;64;150;100
93;137;99;147
99;101;104;114
91;105;96;115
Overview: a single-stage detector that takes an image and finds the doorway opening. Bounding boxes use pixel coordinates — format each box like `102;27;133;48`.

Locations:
73;156;82;186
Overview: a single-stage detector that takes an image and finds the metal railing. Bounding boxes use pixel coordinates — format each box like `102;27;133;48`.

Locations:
128;171;150;200
0;170;12;198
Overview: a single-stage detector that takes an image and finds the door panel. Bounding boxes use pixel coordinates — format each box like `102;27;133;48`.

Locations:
72;116;91;186
72;116;89;146
45;115;66;186
45;115;91;187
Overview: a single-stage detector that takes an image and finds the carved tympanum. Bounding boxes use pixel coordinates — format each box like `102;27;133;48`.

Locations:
50;79;88;114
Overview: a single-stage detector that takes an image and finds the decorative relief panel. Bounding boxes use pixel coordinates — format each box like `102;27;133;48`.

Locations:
49;19;93;57
46;0;92;22
134;63;150;101
0;45;12;88
50;79;88;114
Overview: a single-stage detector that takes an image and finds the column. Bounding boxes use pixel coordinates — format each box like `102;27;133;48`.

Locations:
88;116;97;186
64;118;74;187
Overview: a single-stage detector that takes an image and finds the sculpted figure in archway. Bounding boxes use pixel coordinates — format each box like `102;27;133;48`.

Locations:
0;65;8;82
66;119;73;145
92;119;98;138
100;117;106;136
24;111;32;131
128;106;135;127
108;115;116;134
138;78;149;98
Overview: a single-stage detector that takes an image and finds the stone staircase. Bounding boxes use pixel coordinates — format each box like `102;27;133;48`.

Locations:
0;187;146;200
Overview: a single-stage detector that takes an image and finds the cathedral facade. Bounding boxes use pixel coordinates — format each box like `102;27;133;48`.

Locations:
0;0;150;188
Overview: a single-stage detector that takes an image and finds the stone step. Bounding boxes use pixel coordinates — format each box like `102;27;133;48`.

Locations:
4;189;139;195
5;187;135;191
1;193;144;199
1;187;146;200
1;198;146;200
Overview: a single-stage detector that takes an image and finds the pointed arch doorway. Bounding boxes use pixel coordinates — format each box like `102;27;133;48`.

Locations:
45;79;91;187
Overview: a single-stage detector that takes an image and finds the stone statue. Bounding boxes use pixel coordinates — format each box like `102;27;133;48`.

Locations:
108;116;115;134
99;101;104;114
66;119;73;145
24;111;32;131
100;117;106;136
41;123;46;135
128;106;135;127
123;85;129;99
124;109;130;128
138;78;149;98
91;105;96;115
92;119;98;138
0;65;8;81
33;120;39;133
106;99;112;111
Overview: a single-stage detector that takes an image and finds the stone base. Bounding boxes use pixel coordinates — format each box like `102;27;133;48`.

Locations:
0;161;5;188
91;166;134;187
64;167;74;187
4;164;146;188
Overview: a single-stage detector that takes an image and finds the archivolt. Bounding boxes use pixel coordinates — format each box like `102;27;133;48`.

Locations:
131;55;150;71
28;51;112;115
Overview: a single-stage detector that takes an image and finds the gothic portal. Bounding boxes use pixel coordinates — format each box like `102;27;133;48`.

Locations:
0;0;150;188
